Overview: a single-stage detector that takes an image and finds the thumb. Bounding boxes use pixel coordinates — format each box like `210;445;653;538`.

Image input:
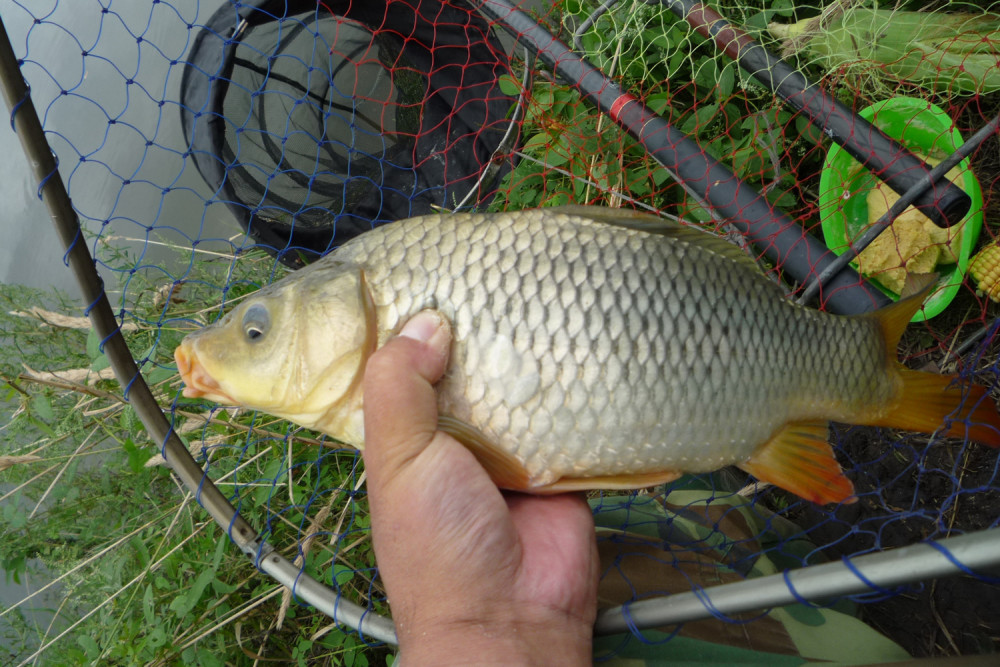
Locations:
362;310;452;485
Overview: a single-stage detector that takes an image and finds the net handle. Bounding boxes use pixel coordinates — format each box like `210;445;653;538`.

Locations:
595;526;1000;635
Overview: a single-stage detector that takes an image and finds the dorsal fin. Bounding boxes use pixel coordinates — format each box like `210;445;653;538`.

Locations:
544;205;767;274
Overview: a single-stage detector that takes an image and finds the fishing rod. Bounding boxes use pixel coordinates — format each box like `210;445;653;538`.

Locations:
475;0;892;314
659;0;971;229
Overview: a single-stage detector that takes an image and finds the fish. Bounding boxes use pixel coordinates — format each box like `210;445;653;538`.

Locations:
174;206;1000;504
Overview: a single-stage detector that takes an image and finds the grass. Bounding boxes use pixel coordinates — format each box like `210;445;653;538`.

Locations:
0;244;390;665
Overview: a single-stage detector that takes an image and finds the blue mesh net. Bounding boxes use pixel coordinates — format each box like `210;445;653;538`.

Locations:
3;0;1000;662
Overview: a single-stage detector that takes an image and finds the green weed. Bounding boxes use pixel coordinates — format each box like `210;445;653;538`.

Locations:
0;245;388;665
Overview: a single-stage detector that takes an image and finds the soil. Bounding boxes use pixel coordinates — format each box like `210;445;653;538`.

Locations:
784;420;1000;657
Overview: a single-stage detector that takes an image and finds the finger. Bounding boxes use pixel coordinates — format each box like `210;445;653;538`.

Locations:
362;310;452;484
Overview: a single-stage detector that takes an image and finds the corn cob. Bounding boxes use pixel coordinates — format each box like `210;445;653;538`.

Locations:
770;9;1000;94
855;159;966;295
970;241;1000;302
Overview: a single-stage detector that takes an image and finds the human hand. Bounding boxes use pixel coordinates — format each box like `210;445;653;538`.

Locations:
362;310;599;666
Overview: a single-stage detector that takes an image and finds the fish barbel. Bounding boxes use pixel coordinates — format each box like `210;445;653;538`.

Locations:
174;206;1000;503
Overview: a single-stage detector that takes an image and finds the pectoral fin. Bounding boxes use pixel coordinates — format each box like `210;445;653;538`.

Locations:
738;421;855;505
437;416;532;490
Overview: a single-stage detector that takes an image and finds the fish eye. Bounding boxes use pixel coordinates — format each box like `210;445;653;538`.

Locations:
242;303;270;343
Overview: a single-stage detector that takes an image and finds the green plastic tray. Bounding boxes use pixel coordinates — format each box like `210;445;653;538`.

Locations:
819;97;983;321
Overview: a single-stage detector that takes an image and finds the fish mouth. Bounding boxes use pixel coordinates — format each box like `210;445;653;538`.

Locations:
174;344;236;404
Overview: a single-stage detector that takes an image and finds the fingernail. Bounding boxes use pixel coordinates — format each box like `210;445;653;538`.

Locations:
399;310;444;343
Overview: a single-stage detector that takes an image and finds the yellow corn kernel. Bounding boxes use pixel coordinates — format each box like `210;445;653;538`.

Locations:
969;241;1000;302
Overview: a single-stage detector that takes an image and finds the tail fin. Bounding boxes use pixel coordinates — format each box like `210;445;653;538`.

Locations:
865;277;1000;446
872;369;1000;447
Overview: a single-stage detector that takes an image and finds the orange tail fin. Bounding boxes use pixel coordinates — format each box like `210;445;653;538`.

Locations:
872;369;1000;447
865;277;1000;447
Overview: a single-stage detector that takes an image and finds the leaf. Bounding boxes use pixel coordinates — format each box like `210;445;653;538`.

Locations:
146;625;167;649
522;131;553;154
145;366;175;386
681;103;720;135
497;74;522;97
138;343;156;365
2;553;27;584
693;56;723;90
195;648;224;667
333;564;354;588
770;606;910;663
26;415;56;437
170;568;216;619
90;352;111;373
86;327;102;361
645;93;673;116
143;584;155;626
211;577;237;595
31;393;55;423
131;535;151;567
531;86;553;112
122;438;154;474
77;635;100;659
211;531;227;570
765;181;798;210
732;144;768;179
795;114;825;146
550;86;577;117
716;63;736;99
667;43;692;79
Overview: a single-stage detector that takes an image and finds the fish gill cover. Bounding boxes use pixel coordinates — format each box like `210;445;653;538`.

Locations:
1;0;1000;663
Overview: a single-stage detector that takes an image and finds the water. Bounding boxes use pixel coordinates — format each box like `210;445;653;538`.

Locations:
0;1;233;661
0;0;237;300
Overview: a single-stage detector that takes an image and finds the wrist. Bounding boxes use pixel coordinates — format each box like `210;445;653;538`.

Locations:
396;615;592;666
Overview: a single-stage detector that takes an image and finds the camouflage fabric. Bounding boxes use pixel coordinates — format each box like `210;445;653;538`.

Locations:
591;481;911;664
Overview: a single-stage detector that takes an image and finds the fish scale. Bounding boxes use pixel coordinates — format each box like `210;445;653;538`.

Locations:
175;206;1000;503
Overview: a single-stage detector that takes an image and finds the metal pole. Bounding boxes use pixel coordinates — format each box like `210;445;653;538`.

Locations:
594;527;1000;635
0;16;397;647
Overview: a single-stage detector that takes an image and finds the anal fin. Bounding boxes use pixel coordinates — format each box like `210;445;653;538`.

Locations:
738;421;855;505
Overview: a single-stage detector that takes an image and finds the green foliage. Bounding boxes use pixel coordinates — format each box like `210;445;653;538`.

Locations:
492;0;829;227
0;252;386;664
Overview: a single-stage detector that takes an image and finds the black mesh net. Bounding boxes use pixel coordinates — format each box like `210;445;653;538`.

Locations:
181;0;516;264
